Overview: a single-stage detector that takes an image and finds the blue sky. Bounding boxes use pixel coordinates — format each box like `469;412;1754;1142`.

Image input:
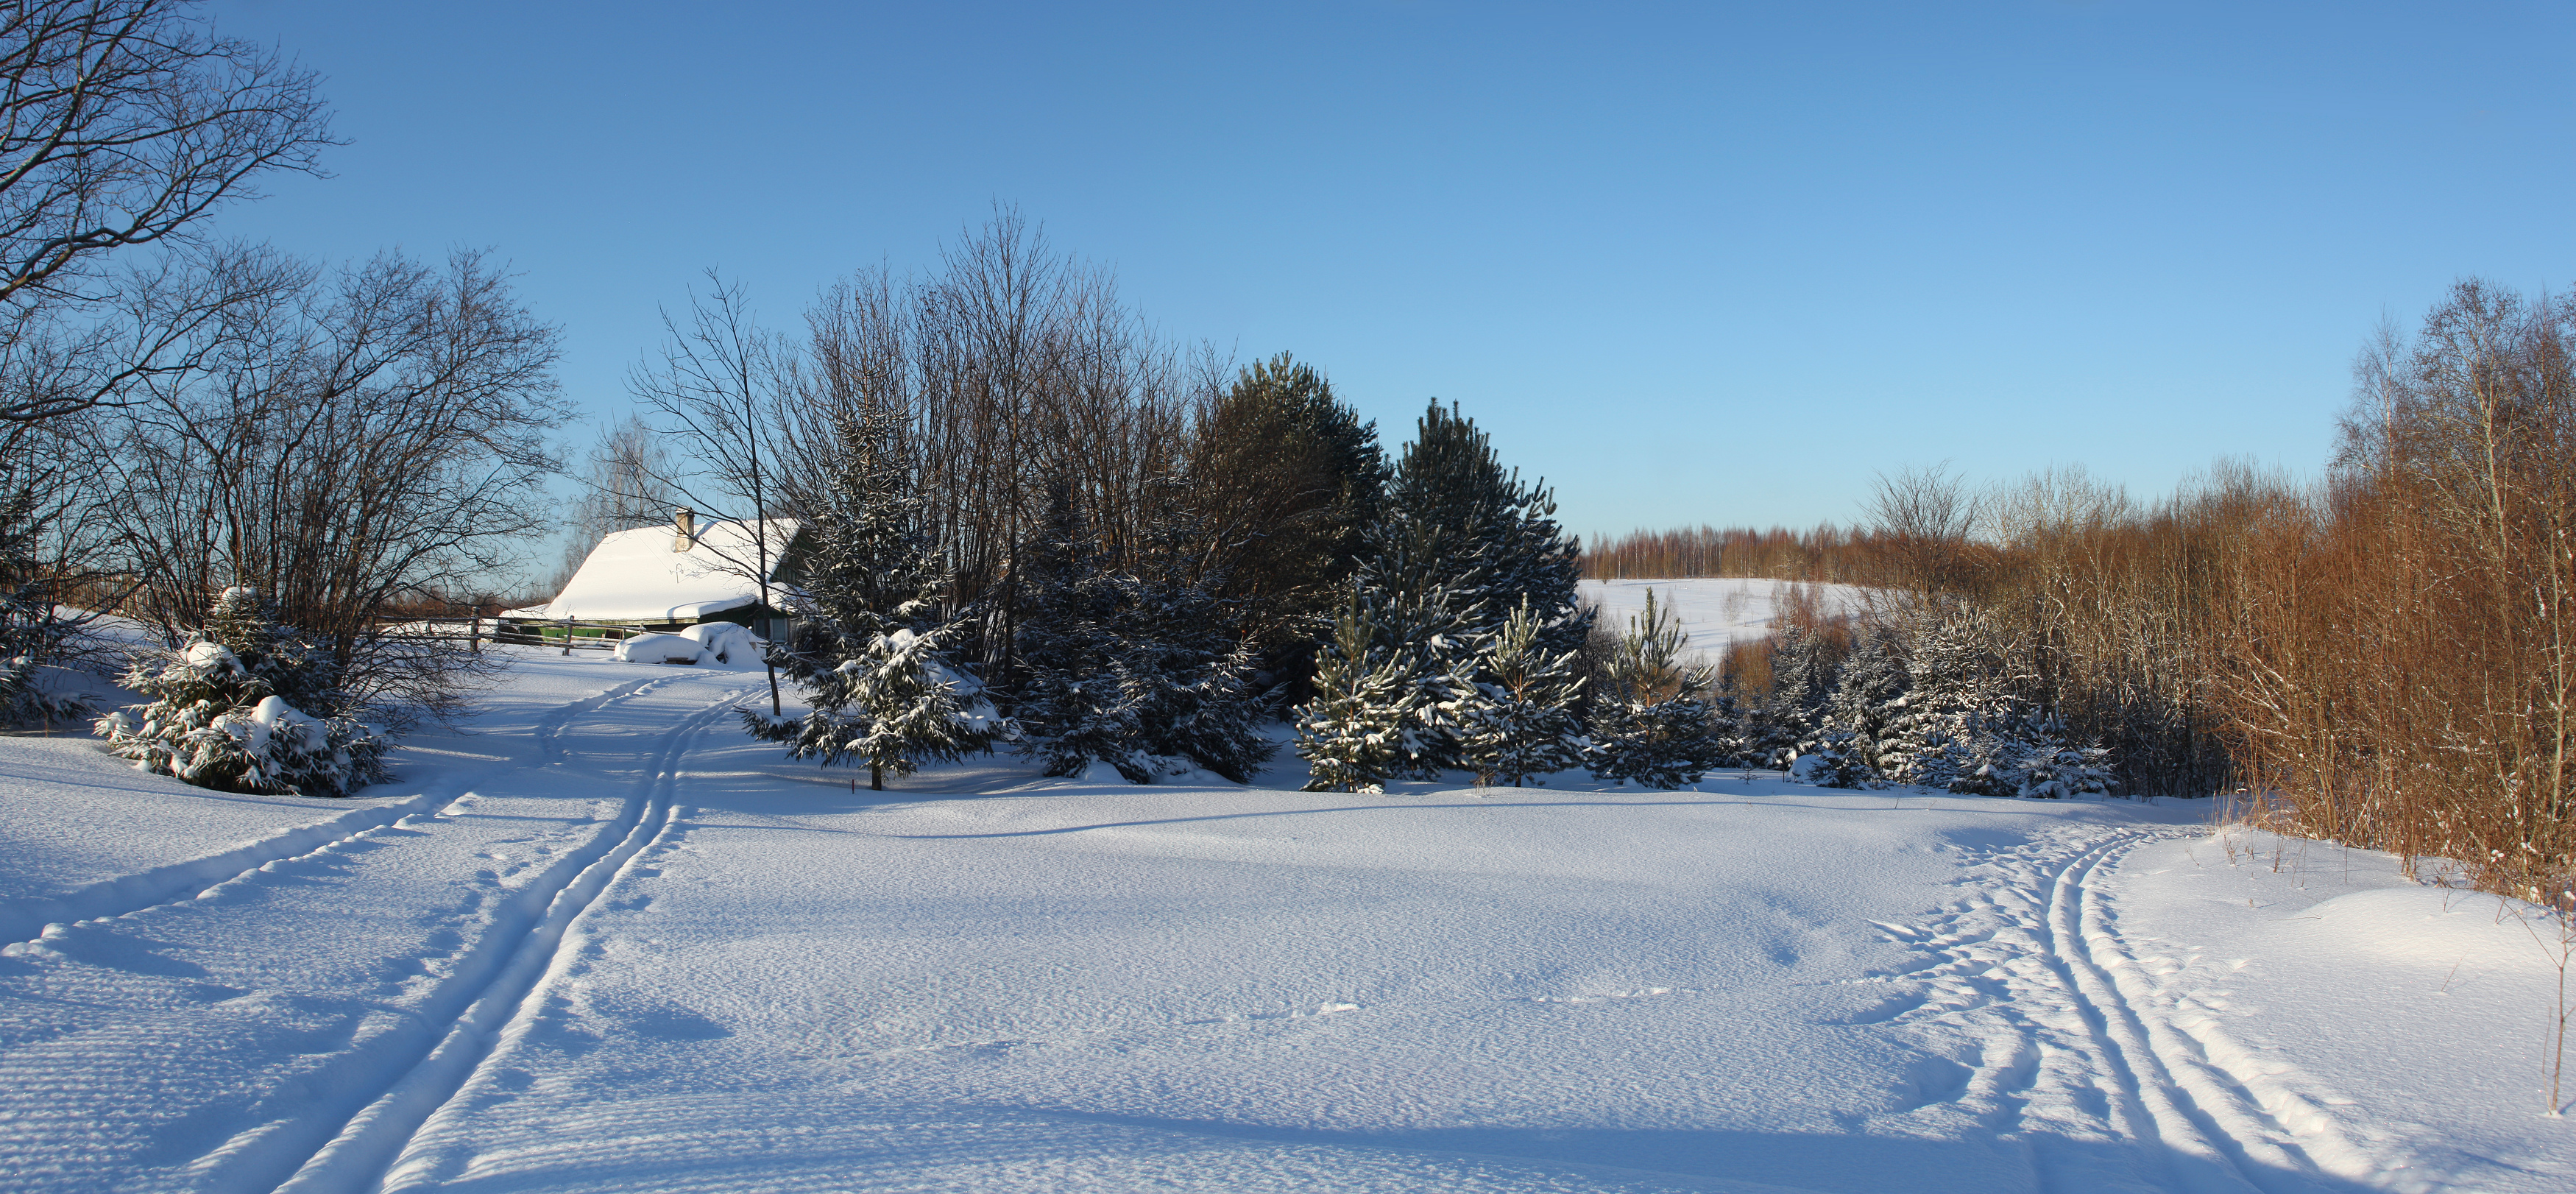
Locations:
203;0;2573;557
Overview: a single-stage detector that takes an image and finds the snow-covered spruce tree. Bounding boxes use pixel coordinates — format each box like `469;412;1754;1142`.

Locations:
1755;622;1834;771
1587;588;1728;789
1454;597;1585;787
95;587;389;797
1295;599;1423;794
1806;626;1909;789
1010;481;1275;783
746;397;995;789
1879;603;2113;799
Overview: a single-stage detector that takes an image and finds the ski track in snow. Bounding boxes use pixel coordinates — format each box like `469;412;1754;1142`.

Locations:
1872;827;2425;1194
0;782;469;947
0;672;694;949
0;671;753;1194
260;679;754;1194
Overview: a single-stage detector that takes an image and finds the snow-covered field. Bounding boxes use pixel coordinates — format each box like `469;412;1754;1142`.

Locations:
3;646;2570;1193
1579;578;1873;666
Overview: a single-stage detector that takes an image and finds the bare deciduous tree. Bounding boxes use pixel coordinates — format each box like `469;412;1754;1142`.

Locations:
628;272;792;715
98;247;568;726
0;0;335;423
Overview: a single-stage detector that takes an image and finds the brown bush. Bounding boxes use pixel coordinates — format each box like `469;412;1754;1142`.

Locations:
2209;280;2575;900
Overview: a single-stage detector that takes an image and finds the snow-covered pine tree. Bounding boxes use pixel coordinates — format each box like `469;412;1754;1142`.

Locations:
1808;626;1908;788
1454;597;1585;787
746;396;996;788
760;622;997;789
1334;401;1591;774
95;587;389;797
2006;716;2117;799
1876;603;2011;794
1877;602;2115;798
1010;481;1275;783
1587;588;1729;788
1295;599;1422;794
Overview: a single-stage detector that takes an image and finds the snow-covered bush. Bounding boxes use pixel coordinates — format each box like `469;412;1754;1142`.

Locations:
95;588;389;798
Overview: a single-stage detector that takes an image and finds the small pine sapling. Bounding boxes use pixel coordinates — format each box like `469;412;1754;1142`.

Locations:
750;623;997;790
1454;597;1585;787
1588;588;1728;789
1808;626;1908;789
1294;603;1422;794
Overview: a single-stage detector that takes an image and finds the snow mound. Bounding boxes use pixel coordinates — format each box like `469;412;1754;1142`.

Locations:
611;632;704;665
680;622;763;667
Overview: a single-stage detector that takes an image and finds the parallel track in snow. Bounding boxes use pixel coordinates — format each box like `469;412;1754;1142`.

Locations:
1879;826;2386;1194
255;685;746;1194
1;674;697;949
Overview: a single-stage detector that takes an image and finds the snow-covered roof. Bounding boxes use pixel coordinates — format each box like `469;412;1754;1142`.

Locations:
541;518;802;624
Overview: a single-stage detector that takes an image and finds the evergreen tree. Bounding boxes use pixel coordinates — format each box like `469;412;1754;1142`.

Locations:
1454;598;1586;787
1330;401;1591;774
1011;481;1275;783
95;587;389;797
1587;588;1729;788
1757;623;1834;770
1184;353;1390;699
747;398;996;788
0;482;89;727
1807;626;1908;788
754;622;997;790
1295;601;1423;794
1879;604;2115;799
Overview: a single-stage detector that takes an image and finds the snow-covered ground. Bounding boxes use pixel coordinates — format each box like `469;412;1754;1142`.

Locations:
1579;578;1874;666
2;647;2569;1193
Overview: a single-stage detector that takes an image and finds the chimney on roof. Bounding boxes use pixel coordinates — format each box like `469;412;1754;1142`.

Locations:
673;506;696;552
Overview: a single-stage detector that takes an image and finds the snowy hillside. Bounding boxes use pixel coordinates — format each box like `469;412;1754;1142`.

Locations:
1;651;2569;1193
1579;577;1874;665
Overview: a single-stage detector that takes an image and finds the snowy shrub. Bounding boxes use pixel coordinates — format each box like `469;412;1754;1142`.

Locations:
95;588;389;798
